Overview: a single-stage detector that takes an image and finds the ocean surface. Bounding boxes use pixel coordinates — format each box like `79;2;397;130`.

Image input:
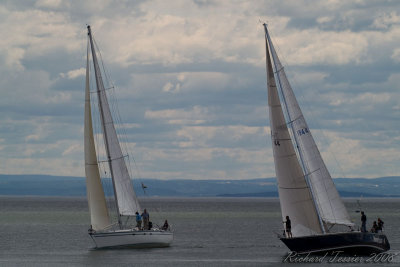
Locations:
0;196;399;266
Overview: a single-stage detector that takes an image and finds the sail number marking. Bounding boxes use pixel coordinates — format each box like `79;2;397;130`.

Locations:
297;128;309;136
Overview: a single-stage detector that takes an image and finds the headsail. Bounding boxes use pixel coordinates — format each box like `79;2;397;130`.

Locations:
264;25;322;237
264;24;353;228
84;40;111;231
87;26;141;218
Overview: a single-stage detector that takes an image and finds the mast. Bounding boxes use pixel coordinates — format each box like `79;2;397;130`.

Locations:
87;25;122;226
264;24;326;234
86;25;141;228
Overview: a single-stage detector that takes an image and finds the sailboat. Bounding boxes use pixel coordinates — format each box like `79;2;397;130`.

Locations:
84;25;173;248
263;24;390;254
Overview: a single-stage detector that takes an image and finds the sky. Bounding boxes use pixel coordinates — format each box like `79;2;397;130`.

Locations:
0;0;399;180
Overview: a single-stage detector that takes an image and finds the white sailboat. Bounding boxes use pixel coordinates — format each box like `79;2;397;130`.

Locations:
84;25;173;249
263;24;389;254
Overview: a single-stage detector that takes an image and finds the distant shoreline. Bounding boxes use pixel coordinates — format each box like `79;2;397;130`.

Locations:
0;174;399;198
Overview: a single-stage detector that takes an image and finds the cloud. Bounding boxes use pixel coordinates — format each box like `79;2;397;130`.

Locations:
145;106;209;125
371;11;400;29
0;0;399;180
60;67;85;79
35;0;63;9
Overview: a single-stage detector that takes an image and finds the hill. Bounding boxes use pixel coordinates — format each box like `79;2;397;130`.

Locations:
0;175;399;197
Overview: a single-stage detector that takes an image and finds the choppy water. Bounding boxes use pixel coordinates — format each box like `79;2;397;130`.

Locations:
0;196;398;266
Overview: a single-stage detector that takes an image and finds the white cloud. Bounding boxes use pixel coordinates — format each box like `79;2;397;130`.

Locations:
277;29;368;65
35;0;63;9
392;48;400;63
317;16;334;24
320;131;400;178
145;106;210;125
60;67;85;79
372;11;400;29
162;82;174;93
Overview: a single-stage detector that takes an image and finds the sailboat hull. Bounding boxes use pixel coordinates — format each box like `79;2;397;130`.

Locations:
90;229;173;249
280;232;390;255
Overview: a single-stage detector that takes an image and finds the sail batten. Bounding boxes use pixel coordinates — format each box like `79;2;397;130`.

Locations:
264;24;354;230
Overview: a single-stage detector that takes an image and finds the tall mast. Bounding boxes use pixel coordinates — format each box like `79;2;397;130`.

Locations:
263;24;326;233
87;25;122;227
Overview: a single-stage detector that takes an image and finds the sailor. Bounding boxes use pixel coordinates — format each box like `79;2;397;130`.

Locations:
377;218;384;232
135;211;142;230
142;209;150;230
284;215;292;238
371;221;378;233
162;220;169;231
361;211;367;232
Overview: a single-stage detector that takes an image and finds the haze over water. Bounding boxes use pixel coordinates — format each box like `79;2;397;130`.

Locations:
0;197;398;266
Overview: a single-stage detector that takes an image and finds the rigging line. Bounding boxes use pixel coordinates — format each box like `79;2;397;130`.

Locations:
108;85;143;197
89;61;115;222
107;83;145;203
93;37;113;88
91;32;142;215
95;42;142;215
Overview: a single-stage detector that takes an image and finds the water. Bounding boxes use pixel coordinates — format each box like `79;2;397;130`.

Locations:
0;196;399;266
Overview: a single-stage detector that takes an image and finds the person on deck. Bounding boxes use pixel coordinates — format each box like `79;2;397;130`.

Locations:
162;220;169;231
135;211;142;230
142;209;150;230
371;221;378;233
377;218;384;232
284;216;292;238
361;211;367;232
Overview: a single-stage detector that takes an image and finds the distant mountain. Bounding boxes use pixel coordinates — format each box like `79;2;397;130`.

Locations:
0;174;399;197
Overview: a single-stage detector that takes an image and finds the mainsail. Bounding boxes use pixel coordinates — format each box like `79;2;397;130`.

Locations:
264;24;353;235
84;42;110;231
265;26;322;237
87;26;141;219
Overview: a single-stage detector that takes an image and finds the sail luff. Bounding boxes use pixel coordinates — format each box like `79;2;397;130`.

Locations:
84;39;111;231
265;26;353;227
87;26;141;219
264;24;322;237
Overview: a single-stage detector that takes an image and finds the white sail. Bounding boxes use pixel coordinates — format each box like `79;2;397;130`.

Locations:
265;25;353;227
87;26;141;217
265;26;322;237
84;42;111;231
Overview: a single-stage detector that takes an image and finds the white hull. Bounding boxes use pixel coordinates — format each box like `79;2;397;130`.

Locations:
90;229;173;249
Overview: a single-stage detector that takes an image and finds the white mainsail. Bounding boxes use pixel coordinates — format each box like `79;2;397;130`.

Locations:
264;24;354;231
87;26;141;217
84;43;111;231
265;26;322;237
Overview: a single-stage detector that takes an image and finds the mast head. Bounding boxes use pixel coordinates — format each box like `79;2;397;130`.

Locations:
87;25;91;35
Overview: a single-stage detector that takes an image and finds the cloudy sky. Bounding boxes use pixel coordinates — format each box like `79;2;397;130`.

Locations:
0;0;399;180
